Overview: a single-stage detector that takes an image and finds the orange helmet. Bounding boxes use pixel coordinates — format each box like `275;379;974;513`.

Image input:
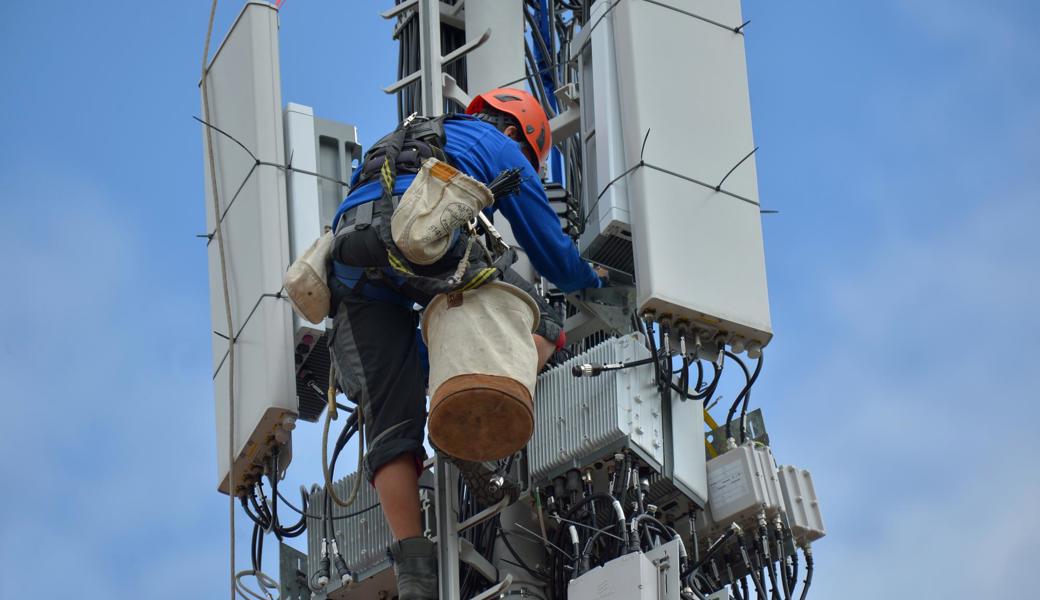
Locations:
466;88;552;167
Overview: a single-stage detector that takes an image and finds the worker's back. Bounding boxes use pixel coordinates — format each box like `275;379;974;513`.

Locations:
331;115;599;296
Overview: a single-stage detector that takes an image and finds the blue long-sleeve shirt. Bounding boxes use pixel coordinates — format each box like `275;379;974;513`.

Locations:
331;116;599;294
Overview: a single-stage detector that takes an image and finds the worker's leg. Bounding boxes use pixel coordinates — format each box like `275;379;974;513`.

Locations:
373;454;422;539
533;333;555;370
329;294;429;540
330;294;436;599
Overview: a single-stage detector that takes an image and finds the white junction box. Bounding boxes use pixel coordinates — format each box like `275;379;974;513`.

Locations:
777;465;826;546
567;539;682;600
611;0;772;352
202;1;296;495
704;444;784;533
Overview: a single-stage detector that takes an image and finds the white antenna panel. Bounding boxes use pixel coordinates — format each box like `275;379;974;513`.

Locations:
201;1;296;495
612;0;772;352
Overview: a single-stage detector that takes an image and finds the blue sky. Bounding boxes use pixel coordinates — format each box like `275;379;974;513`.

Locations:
1;1;1037;598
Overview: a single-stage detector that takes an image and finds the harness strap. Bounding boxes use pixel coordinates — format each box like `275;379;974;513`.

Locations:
340;116;517;299
354;201;374;229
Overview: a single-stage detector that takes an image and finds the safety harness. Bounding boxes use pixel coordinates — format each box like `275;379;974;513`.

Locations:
331;114;516;307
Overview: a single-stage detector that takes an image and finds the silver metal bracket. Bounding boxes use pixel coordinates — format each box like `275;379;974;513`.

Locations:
548;83;581;140
459;538;498;583
565;284;636;340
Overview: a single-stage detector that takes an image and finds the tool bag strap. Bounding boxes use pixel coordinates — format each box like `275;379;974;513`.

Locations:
372;119;515;297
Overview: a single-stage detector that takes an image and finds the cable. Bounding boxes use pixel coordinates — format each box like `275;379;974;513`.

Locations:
737;535;768;600
499;529;548;580
199;2;239;598
570;356;657;377
799;547;813;600
788;547;800;598
550;493;626;594
678;355;690;400
275;485;433;521
264;471;307;539
761;531;779;600
738;353;763;444
322;402;364;507
724;352;751;442
685;524;740;577
774;524;791;600
240;496;266;528
235;570;278;600
645;316;664;391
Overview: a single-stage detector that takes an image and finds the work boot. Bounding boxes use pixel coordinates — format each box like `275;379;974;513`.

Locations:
389;536;438;600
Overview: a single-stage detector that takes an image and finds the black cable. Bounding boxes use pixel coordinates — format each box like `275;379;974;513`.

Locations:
773;526;791;600
645;317;663;392
799;550;813;600
551;493;622;595
632;515;674;553
731;579;745;600
523;6;561;96
499;529;547;580
739;353;764;443
676;359;722;402
240;495;267;528
724;352;751;441
737;535;768;600
251;521;262;572
685;525;739;577
276;485;434;521
250;485;272;524
667;372;717;402
268;453;282;541
678;355;689;400
570;356;657;377
788;548;800;598
329;418;359;474
764;549;780;600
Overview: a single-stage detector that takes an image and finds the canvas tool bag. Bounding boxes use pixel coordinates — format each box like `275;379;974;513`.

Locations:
422;280;540;462
391;157;495;265
283;229;333;324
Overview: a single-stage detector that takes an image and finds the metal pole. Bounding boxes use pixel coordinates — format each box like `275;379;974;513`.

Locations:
418;0;443;116
435;455;461;599
464;0;535;281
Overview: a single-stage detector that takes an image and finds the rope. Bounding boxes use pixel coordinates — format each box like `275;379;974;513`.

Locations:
199;2;237;599
322;397;365;508
447;235;477;285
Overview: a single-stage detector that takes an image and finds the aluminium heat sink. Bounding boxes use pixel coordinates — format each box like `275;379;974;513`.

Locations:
529;334;708;506
305;471;418;599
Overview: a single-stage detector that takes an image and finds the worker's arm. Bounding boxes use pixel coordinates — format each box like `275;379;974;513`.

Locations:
492;152;601;293
445;119;600;292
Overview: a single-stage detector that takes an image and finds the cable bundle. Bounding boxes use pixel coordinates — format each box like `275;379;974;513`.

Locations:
487;168;523;200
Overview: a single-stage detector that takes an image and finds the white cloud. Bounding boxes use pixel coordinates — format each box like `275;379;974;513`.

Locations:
771;179;1040;598
0;170;238;597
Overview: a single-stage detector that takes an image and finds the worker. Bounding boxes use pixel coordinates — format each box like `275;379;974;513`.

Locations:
327;88;601;599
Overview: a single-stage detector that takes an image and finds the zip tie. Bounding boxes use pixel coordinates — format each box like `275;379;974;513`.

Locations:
641;0;748;35
716;147;759;191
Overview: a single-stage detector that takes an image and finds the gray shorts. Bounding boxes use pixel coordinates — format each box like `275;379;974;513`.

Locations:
329;268;562;481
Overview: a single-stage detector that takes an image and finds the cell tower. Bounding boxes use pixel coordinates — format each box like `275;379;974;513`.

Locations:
199;2;825;599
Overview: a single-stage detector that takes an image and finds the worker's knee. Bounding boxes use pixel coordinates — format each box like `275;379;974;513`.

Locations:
366;443;426;484
533;334;555;369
